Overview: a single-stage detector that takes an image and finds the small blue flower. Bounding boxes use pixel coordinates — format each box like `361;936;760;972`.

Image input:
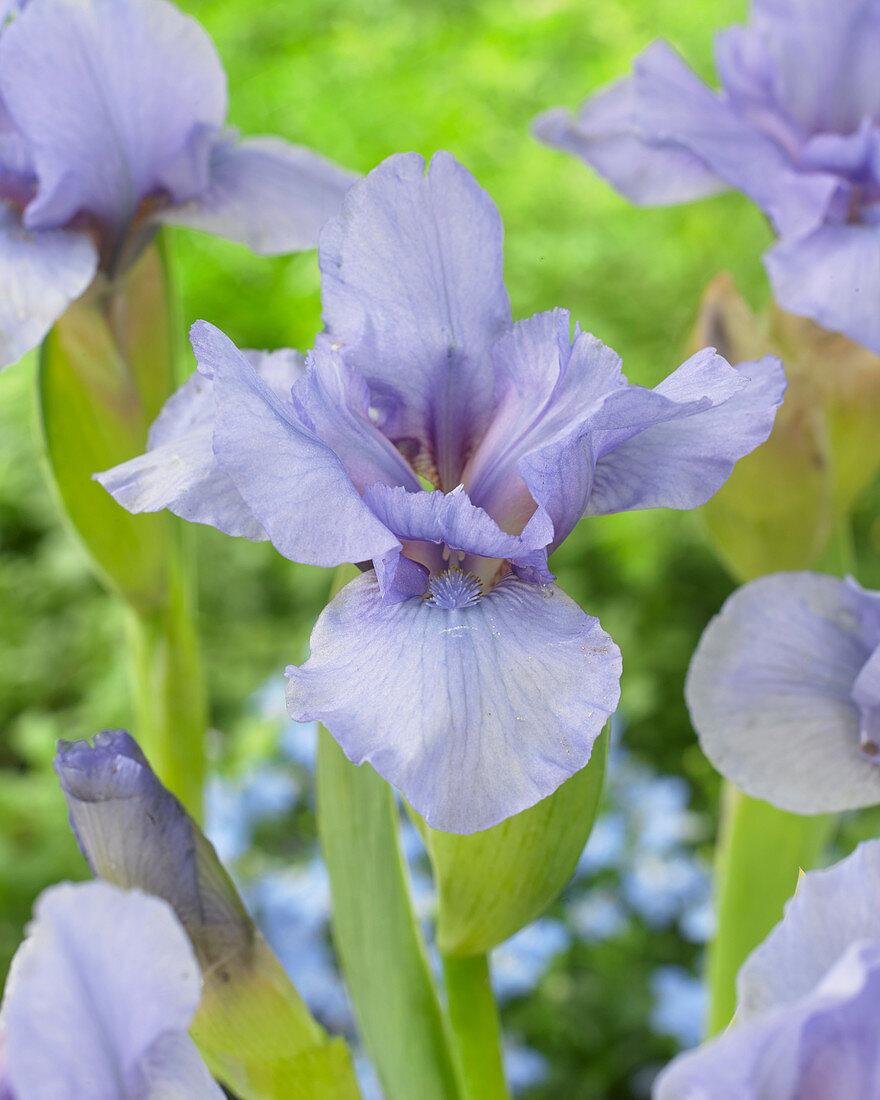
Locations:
0;880;222;1099
686;571;880;813
99;150;785;833
654;839;880;1099
0;0;354;369
535;0;880;353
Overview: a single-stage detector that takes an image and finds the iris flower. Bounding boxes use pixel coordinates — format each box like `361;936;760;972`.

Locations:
0;0;353;369
686;571;880;813
534;0;880;354
654;839;880;1098
99;150;785;833
0;880;222;1099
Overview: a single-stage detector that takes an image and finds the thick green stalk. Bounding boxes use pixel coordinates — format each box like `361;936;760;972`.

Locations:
442;953;509;1100
38;237;206;817
706;785;832;1034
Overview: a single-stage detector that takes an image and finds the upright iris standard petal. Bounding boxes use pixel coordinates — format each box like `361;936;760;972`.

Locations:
586;353;786;516
0;0;228;234
532;77;729;206
159;135;356;254
654;840;880;1100
0;205;97;368
633;41;842;239
686;572;880;813
319;150;512;488
1;880;222;1099
285;571;621;834
54;730;252;969
95;346;304;540
193;320;401;567
765;226;880;359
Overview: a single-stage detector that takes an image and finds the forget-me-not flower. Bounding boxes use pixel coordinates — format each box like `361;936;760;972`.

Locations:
535;0;880;353
98;150;785;834
0;0;354;369
0;879;222;1099
654;839;880;1098
686;571;880;813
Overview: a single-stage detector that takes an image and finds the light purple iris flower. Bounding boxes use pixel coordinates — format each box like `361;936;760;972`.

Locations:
98;150;785;834
0;879;222;1099
686;571;880;814
654;839;880;1099
534;0;880;354
0;0;354;370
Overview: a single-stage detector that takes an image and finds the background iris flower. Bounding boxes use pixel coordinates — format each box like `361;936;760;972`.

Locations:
534;0;880;354
0;880;222;1099
654;839;880;1099
99;150;785;834
686;571;880;813
0;0;354;370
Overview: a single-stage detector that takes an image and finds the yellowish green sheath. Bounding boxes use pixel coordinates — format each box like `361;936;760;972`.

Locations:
38;238;206;816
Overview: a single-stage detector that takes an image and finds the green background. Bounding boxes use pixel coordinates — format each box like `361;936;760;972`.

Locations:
2;1;879;1095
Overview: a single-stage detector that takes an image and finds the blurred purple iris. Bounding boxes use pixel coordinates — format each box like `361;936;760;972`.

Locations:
99;150;785;833
0;880;222;1099
687;571;880;813
535;0;880;353
0;0;354;369
654;839;880;1099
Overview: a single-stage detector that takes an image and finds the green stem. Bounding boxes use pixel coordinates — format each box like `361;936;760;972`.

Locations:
127;522;206;819
442;953;509;1100
706;784;833;1034
819;513;856;576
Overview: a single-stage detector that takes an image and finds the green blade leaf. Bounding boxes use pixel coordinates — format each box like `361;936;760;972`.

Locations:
421;729;608;956
317;727;462;1100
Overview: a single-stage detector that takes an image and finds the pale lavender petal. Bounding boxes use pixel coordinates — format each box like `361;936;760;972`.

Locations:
748;0;880;135
320;151;512;488
285;571;621;833
159;134;356;254
737;840;880;1019
0;0;227;233
685;572;880;813
54;730;251;969
363;482;554;595
0;203;97;369
2;880;221;1099
587;353;785;515
292;342;421;494
464;309;625;540
95;347;304;540
194;320;400;567
764;224;880;355
634;41;842;238
533;79;727;206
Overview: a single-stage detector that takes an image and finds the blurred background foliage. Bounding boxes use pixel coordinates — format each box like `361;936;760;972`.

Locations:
3;0;880;1096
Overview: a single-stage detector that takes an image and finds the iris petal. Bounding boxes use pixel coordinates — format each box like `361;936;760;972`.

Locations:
319;150;512;488
158;134;356;254
686;572;880;813
285;571;621;834
3;880;222;1099
0;203;97;369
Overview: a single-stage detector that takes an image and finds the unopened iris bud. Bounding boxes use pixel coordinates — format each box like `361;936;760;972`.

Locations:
693;274;880;578
55;728;250;971
54;730;360;1100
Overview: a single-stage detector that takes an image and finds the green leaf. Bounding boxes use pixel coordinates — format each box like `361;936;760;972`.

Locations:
317;727;462;1100
421;729;608;956
706;784;832;1035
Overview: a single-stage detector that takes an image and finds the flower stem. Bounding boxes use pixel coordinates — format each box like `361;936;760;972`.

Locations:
706;783;832;1034
126;524;206;820
441;952;509;1100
